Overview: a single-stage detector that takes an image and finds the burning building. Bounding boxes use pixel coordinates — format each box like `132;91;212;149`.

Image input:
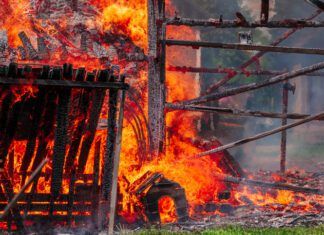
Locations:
0;0;323;234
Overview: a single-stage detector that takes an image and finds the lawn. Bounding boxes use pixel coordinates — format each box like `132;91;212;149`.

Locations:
134;226;324;235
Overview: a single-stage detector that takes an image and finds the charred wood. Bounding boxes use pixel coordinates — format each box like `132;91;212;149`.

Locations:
195;112;324;158
37;37;49;60
164;39;324;55
261;0;270;24
102;75;118;200
166;18;324;28
205;10;322;92
77;71;108;173
167;66;324;77
214;172;323;195
91;138;101;228
0;172;25;231
0;158;48;220
18;31;39;60
20;65;50;185
174;62;324;105
67;167;76;226
51;65;72;198
65;68;91;174
165;103;324;121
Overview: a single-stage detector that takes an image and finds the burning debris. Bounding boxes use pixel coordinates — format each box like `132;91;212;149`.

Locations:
0;0;323;234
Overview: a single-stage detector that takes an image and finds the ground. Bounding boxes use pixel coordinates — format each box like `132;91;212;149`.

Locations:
134;226;324;235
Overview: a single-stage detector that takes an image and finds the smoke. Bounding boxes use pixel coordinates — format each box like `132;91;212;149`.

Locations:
240;0;277;20
239;0;277;39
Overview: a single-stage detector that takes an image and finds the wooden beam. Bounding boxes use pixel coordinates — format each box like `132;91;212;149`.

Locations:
165;103;324;121
164;39;324;55
166;18;324;28
214;172;323;195
172;61;324;106
0;158;49;220
194;112;324;158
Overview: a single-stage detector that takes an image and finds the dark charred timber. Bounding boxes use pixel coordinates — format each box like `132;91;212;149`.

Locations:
167;66;324;77
0;158;48;220
165;103;324;121
37;37;49;60
125;116;144;165
195;112;324;158
51;65;72;198
65;68;90;175
0;193;93;202
173;62;324;106
107;86;126;235
92;138;101;228
72;0;78;11
280;83;289;173
18;46;27;60
164;39;324;55
8;150;14;179
165;18;324;28
0;172;25;231
81;32;89;52
214;173;323;195
102;75;119;200
20;65;50;186
0;76;129;89
128;90;152;149
133;173;164;195
18;31;39;60
205;10;322;92
67;167;76;226
26;66;57;214
261;0;270;24
0;63;17;136
126;104;148;162
148;0;166;156
77;71;108;174
0;64;25;170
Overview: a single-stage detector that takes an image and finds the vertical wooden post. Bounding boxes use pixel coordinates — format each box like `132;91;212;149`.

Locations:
280;82;295;173
148;0;166;157
261;0;270;24
107;87;126;235
67;167;76;226
102;76;118;201
92;137;101;229
280;83;288;173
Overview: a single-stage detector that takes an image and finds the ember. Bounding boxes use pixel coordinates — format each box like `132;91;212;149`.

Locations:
0;0;323;234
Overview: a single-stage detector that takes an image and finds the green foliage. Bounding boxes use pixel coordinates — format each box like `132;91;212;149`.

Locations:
132;226;324;235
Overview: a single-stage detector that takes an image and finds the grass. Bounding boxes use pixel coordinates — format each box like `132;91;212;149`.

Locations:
132;226;324;235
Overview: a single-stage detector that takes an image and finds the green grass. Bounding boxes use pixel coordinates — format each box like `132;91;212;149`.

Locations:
133;226;324;235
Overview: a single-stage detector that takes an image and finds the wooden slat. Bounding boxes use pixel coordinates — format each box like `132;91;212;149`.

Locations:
0;203;92;212
0;193;93;202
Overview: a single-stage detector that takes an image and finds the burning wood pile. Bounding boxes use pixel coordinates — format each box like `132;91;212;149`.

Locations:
0;0;323;234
